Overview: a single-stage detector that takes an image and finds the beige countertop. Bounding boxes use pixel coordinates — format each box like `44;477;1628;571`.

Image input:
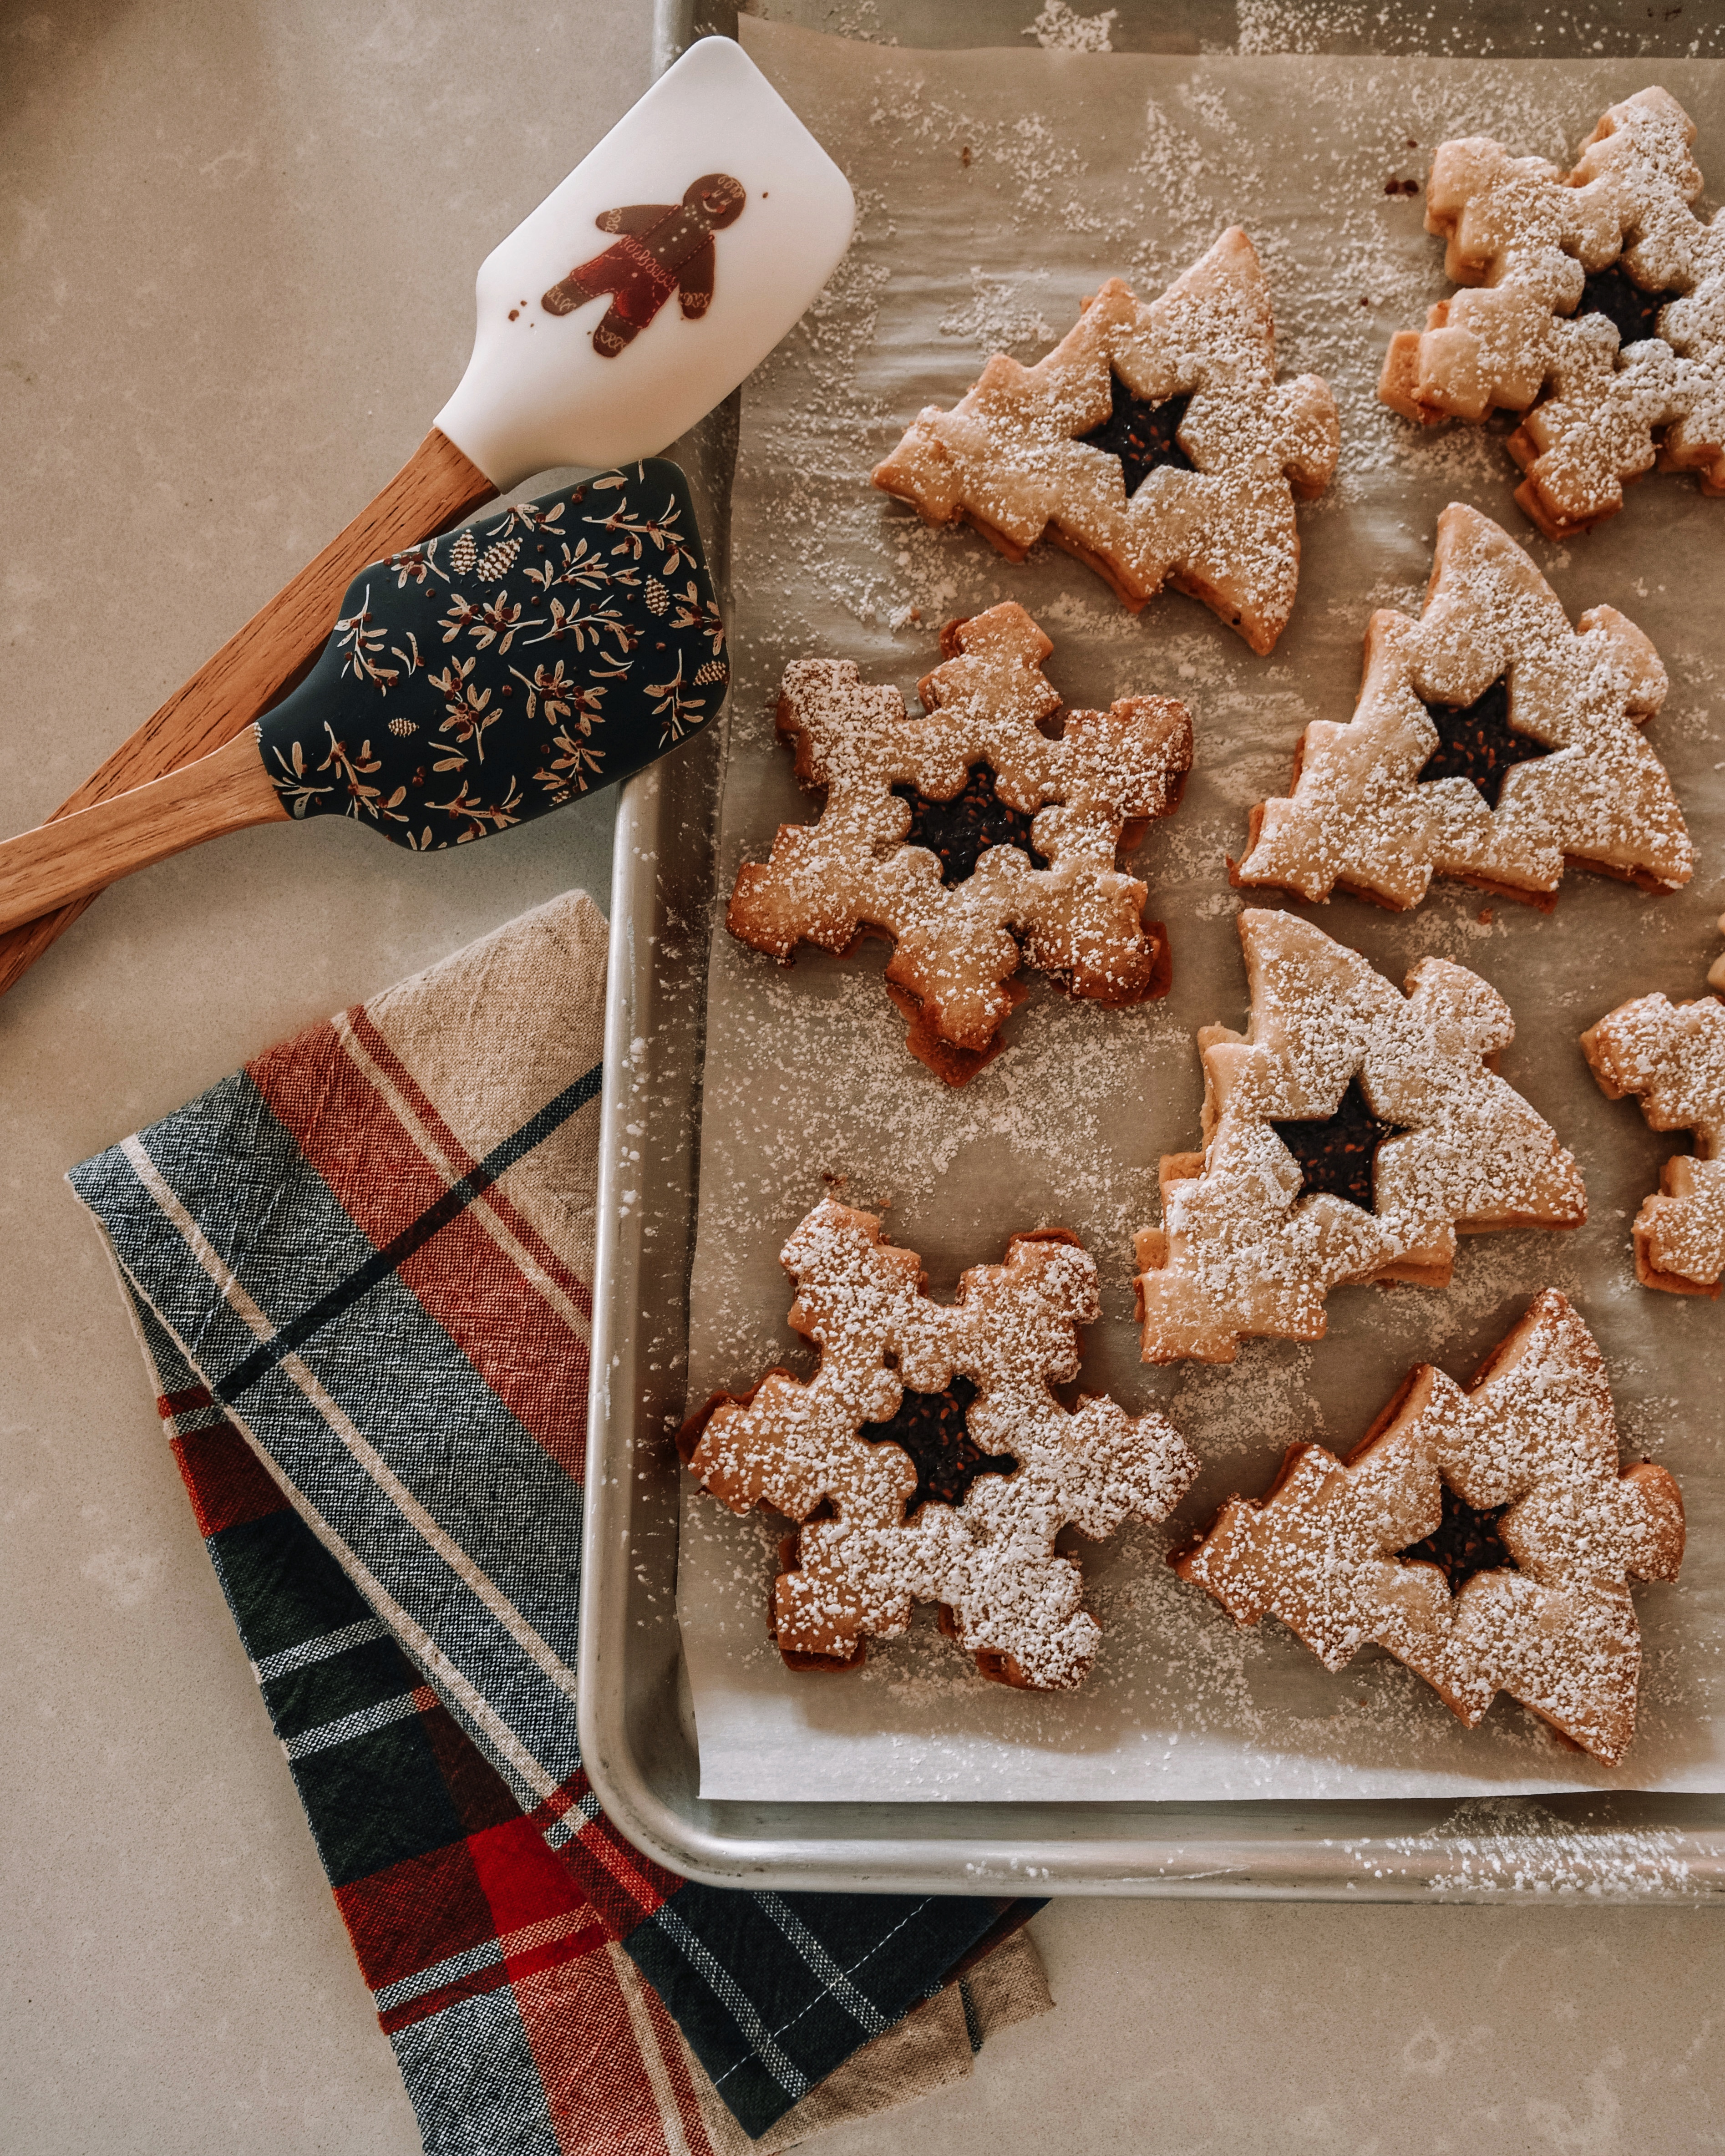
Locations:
2;6;1720;2152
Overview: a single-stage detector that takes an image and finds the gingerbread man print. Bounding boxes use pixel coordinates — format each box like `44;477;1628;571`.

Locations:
542;172;746;356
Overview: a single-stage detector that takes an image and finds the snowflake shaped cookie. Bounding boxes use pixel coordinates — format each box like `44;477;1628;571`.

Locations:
727;602;1192;1084
681;1201;1197;1690
1176;1292;1685;1764
1582;939;1725;1295
1236;504;1691;908
1134;909;1587;1364
1380;87;1725;538
873;228;1339;654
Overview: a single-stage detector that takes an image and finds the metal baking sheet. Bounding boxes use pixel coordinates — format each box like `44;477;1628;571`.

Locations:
577;0;1725;1894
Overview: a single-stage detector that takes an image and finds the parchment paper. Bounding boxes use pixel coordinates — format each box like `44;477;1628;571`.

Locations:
679;18;1725;1801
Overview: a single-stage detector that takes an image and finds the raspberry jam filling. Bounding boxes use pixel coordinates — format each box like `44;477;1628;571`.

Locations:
1076;376;1195;495
1575;263;1684;347
892;762;1050;884
1398;1481;1521;1592
861;1373;1017;1515
1418;674;1552;808
1270;1074;1412;1214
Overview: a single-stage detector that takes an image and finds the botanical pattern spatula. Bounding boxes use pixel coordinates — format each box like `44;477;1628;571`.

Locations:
0;460;724;929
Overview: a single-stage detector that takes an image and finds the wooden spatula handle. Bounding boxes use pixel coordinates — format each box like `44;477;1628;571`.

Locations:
0;731;289;937
0;426;493;996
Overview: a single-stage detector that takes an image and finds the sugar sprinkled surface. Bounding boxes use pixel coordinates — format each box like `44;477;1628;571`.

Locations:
1024;2;1117;56
1137;908;1590;1363
1239;502;1692;905
688;1199;1197;1688
870;236;1340;655
1177;1293;1685;1765
677;20;1725;1804
1583;984;1725;1287
1380;87;1725;538
726;600;1191;1055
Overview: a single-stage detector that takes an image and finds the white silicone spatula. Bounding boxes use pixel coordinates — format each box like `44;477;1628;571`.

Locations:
433;39;852;484
0;35;852;996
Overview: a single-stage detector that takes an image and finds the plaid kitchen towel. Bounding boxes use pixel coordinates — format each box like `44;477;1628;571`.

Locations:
68;891;1049;2155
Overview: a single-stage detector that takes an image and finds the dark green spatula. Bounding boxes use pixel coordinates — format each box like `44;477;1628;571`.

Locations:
0;458;725;932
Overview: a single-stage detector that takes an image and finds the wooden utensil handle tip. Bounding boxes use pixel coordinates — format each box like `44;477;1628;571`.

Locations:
0;729;285;939
0;427;493;989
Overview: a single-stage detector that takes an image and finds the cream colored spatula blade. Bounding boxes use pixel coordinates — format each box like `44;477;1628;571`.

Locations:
439;36;855;486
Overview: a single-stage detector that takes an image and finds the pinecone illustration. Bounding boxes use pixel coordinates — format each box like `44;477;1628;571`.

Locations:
448;529;478;577
695;658;728;685
476;536;522;582
388;716;417;737
644;576;669;615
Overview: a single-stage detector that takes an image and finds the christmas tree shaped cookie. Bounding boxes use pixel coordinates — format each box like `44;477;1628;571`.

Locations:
1235;504;1692;909
1380;86;1725;538
1176;1292;1685;1764
1134;909;1587;1364
1582;930;1725;1295
728;602;1192;1084
873;228;1339;654
681;1201;1197;1690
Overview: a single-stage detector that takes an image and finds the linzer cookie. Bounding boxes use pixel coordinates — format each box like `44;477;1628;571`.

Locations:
727;602;1191;1083
872;229;1339;654
1380;87;1725;538
681;1201;1197;1690
1582;932;1725;1296
1134;909;1586;1364
1235;504;1691;909
1175;1292;1684;1765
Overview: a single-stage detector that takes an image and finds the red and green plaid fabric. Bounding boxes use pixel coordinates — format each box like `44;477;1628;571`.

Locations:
69;893;1041;2153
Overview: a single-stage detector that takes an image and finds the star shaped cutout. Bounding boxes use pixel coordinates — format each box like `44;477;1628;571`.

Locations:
1398;1480;1520;1593
892;761;1049;885
861;1372;1017;1517
1575;264;1682;349
1418;674;1552;809
1076;375;1195;496
1270;1073;1412;1214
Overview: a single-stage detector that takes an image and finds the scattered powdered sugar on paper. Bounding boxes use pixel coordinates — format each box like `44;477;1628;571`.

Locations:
1023;3;1117;57
797;0;899;46
1236;1;1365;58
938;264;1057;353
676;20;1725;1807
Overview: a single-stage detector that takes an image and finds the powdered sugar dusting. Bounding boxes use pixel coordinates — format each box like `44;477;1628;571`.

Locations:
873;235;1340;654
1237;1;1365;59
1137;908;1589;1362
1380;88;1725;538
688;1199;1197;1688
727;600;1190;1060
1179;1293;1685;1763
1240;502;1692;905
677;21;1725;1811
1382;1797;1701;1897
1023;2;1117;56
1583;980;1725;1288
